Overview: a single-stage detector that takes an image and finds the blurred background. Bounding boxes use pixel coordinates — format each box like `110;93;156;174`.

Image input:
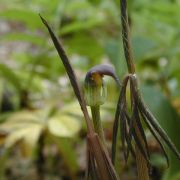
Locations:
0;0;179;179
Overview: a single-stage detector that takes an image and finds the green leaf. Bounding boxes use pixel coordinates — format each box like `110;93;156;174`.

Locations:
0;9;41;29
48;114;81;137
66;32;104;61
60;102;83;117
132;36;158;62
5;125;42;148
90;0;101;5
0;64;21;90
2;33;45;46
59;17;104;35
141;85;180;179
0;110;43;147
48;135;79;176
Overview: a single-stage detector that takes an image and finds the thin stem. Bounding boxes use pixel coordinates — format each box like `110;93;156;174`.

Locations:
120;0;149;179
91;106;106;146
120;0;135;74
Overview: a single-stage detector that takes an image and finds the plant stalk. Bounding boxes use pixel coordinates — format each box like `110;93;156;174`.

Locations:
120;0;135;74
134;123;149;180
120;0;149;179
90;106;106;146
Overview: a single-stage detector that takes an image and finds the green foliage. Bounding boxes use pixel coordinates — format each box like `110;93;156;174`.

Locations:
0;0;179;179
0;103;81;147
142;85;180;180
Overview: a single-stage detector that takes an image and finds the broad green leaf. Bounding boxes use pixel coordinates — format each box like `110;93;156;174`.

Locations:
0;110;43;147
90;0;101;5
5;125;42;148
48;114;81;137
65;0;92;13
0;9;41;29
59;17;105;35
141;85;180;179
60;102;83;117
132;36;158;62
2;33;45;46
1;110;41;126
66;32;104;61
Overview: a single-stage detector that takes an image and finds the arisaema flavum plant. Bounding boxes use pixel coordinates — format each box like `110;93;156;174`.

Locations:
40;15;119;180
39;0;180;179
111;0;180;180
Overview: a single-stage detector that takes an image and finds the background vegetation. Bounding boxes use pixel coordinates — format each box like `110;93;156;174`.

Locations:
0;0;179;179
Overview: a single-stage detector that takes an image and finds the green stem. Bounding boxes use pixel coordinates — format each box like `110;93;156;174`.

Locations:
90;106;106;145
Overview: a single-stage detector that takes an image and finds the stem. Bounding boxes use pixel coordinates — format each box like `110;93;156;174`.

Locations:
90;106;106;145
134;123;149;180
120;0;135;74
36;131;45;180
120;0;149;179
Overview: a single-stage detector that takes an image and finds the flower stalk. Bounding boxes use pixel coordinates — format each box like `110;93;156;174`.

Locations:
84;70;107;145
90;105;106;145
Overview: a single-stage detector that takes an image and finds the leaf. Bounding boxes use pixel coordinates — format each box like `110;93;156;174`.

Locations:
0;64;21;90
90;0;101;5
0;9;41;29
2;33;44;46
141;85;180;179
60;102;83;117
0;110;41;127
132;36;158;62
66;32;104;61
59;17;104;35
0;107;81;148
0;110;43;147
48;114;81;137
5;125;42;148
48;135;79;176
